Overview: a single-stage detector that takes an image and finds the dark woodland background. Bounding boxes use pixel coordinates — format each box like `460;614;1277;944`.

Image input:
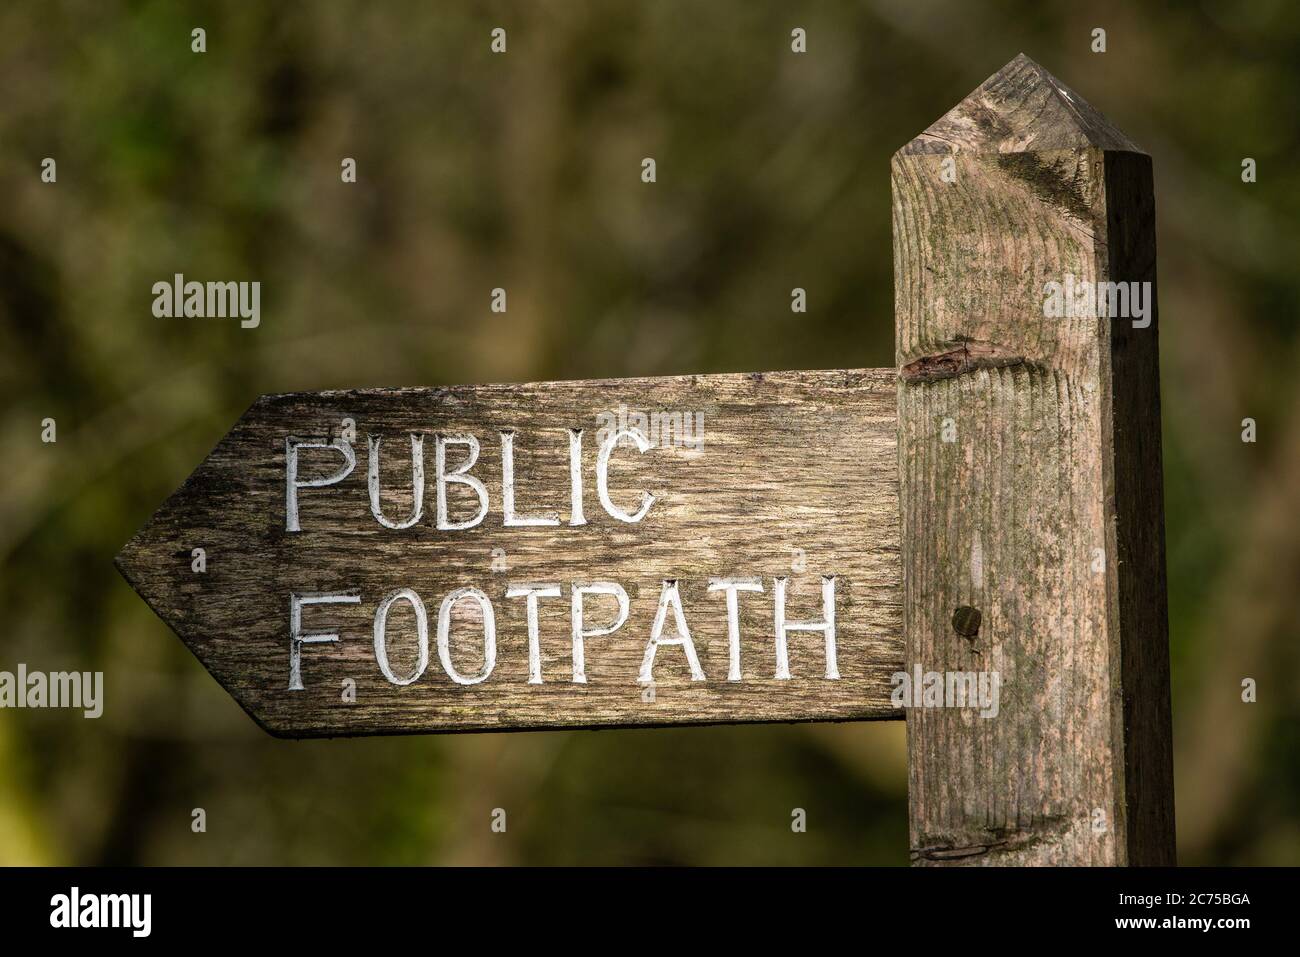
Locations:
1;1;1297;865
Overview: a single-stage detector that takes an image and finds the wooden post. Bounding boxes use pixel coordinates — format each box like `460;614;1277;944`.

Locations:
894;54;1175;864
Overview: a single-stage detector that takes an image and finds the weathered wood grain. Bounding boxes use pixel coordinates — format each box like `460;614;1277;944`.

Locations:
893;54;1175;864
116;369;903;736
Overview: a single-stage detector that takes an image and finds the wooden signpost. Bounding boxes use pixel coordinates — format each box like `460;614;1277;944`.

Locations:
116;55;1175;866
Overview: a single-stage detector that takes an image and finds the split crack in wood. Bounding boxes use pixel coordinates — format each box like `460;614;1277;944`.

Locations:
911;815;1076;863
911;842;1006;862
898;340;1032;383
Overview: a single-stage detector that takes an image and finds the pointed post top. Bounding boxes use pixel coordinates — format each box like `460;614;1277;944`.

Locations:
898;53;1142;155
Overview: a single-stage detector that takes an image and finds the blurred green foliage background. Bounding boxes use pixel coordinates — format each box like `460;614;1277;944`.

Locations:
1;0;1297;865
